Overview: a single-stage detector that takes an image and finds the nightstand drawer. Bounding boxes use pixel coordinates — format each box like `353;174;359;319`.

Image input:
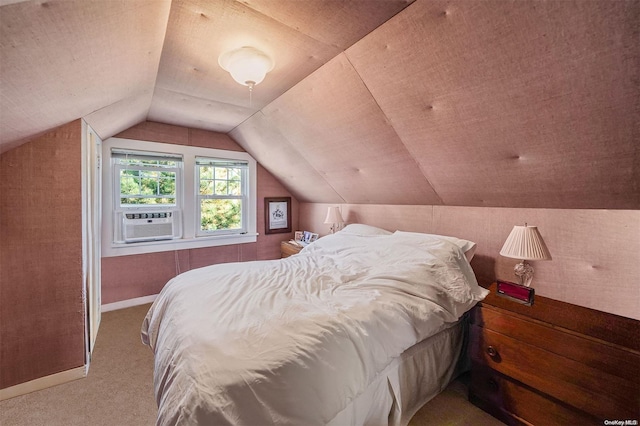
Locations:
471;305;638;381
469;284;640;425
470;363;597;425
470;324;637;419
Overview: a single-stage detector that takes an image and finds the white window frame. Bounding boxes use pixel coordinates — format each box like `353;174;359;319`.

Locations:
195;157;249;237
112;149;182;210
111;149;184;244
102;138;257;257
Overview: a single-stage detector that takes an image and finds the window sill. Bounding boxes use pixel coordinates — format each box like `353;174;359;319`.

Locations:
102;233;258;258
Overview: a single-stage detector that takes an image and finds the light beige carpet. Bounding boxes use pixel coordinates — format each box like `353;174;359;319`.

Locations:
0;304;503;425
409;379;504;426
0;304;157;426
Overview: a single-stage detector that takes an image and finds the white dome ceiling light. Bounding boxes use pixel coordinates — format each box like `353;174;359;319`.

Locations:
218;46;275;93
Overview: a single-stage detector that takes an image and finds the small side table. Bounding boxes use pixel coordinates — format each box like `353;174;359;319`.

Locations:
280;241;303;258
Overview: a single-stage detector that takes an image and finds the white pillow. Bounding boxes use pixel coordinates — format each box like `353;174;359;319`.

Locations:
438;236;477;262
340;223;392;236
393;231;477;262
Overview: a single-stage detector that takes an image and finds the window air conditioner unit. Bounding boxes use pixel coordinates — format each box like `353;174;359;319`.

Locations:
123;212;175;243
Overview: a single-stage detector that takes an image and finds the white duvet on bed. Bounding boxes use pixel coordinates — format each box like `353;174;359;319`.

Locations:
141;231;488;425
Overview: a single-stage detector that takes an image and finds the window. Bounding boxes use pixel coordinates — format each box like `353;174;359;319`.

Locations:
102;138;257;257
110;150;183;245
196;158;248;236
113;150;181;208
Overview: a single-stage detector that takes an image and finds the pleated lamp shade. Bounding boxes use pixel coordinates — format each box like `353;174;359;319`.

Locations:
324;207;344;225
500;225;552;261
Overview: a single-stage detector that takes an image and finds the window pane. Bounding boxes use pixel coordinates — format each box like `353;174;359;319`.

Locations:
214;181;228;195
120;175;140;195
121;197;142;205
228;180;241;196
141;178;158;195
200;199;242;231
159;177;175;195
121;196;175;205
228;168;241;180
214;167;228;180
119;167;177;206
200;180;213;195
200;166;213;179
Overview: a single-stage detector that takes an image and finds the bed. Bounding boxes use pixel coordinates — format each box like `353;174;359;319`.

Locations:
141;224;488;425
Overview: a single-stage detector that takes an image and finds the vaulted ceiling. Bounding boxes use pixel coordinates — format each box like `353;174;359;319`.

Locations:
1;0;638;209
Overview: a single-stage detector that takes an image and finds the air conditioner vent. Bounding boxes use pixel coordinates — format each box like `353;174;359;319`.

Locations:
125;212;171;220
123;212;175;243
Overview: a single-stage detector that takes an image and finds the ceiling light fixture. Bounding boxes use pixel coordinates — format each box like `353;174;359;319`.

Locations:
218;46;274;93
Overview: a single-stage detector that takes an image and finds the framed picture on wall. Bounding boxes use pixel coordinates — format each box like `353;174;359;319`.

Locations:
265;197;292;234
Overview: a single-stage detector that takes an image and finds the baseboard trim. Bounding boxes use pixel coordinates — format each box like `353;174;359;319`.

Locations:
0;366;86;401
101;294;157;312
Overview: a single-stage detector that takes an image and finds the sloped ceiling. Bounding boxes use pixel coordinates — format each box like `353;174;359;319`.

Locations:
1;0;638;209
0;0;171;151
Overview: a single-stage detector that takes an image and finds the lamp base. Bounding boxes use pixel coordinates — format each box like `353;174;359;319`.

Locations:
513;260;534;287
328;223;343;234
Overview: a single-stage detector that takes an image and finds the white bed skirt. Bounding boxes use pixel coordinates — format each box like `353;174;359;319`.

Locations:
328;321;464;426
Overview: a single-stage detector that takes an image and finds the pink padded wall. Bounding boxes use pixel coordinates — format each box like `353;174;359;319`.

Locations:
101;121;298;304
233;54;441;204
1;1;637;209
0;120;85;389
344;0;639;209
230;112;343;203
242;0;413;50
300;203;640;320
230;0;639;209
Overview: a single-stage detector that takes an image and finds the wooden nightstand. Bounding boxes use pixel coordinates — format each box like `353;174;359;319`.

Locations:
280;241;303;258
469;283;639;425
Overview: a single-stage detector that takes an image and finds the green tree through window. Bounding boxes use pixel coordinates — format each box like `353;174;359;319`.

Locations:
116;155;179;206
107;142;256;253
196;159;247;233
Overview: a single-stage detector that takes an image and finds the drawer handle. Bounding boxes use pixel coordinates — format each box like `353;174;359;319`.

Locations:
486;345;499;358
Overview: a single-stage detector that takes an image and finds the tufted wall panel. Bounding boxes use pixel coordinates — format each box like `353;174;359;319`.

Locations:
235;53;442;204
1;0;637;209
344;0;639;208
230;111;343;203
300;203;640;320
240;0;413;50
0;0;170;152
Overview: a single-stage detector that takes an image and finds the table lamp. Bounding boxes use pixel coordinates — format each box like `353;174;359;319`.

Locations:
323;207;344;234
499;224;552;287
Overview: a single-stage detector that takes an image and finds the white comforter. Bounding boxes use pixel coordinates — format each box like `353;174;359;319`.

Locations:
141;231;488;425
